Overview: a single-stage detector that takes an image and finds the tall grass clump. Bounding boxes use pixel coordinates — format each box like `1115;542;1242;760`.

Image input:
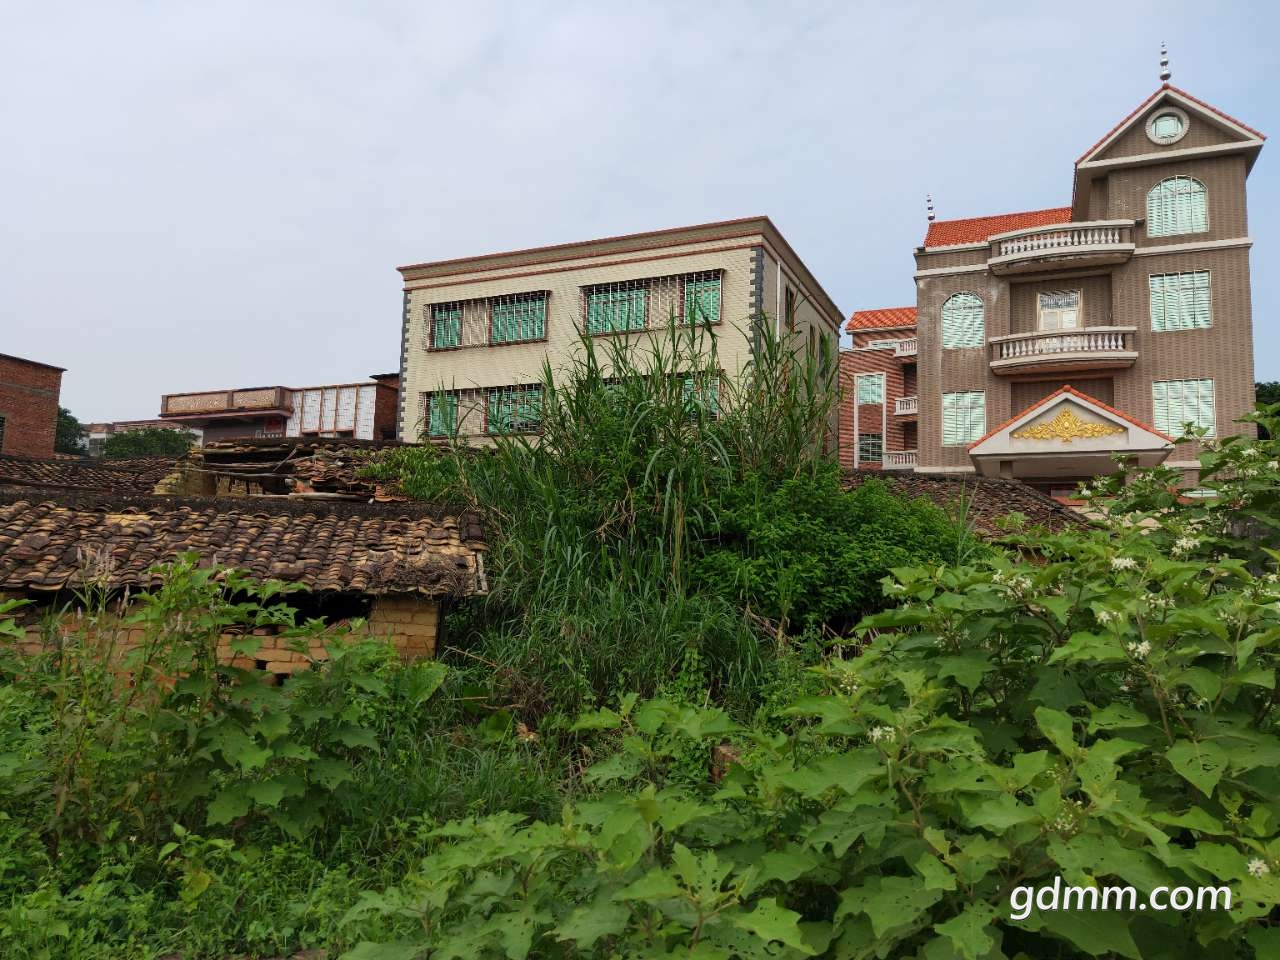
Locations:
371;317;976;720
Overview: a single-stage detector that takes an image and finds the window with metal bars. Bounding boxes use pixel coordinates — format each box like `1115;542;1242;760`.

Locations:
942;391;986;446
683;274;721;325
424;391;459;438
858;433;883;462
941;293;985;349
1153;379;1215;438
1038;290;1081;331
486;385;544;435
585;284;647;334
1150;271;1211;331
1147;177;1207;237
856;373;885;404
679;373;720;419
430;303;463;349
491;292;548;344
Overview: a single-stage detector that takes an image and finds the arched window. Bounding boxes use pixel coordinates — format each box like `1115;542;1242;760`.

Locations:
1147;177;1207;237
941;293;985;349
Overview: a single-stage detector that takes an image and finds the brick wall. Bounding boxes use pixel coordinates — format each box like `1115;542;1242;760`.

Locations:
0;355;64;457
838;346;916;471
4;593;442;676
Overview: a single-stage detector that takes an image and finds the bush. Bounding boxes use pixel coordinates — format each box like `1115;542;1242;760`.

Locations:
337;412;1280;958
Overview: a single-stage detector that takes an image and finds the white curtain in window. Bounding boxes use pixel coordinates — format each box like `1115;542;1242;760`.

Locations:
941;294;985;349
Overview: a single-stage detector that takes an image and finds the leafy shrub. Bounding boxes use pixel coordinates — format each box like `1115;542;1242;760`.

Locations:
336;413;1280;958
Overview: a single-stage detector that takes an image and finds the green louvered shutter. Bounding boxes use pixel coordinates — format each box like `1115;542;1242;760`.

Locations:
491;294;546;344
942;391;986;446
431;304;462;348
684;275;721;325
680;374;720;418
1153;379;1215;438
856;373;885;404
1147;177;1207;237
941;294;985;349
586;287;647;333
1150;272;1211;331
487;386;543;435
426;393;457;438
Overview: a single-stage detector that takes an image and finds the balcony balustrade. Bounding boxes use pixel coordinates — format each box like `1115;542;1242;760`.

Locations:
895;395;919;416
884;450;918;470
894;338;918;358
988;327;1138;375
987;221;1135;275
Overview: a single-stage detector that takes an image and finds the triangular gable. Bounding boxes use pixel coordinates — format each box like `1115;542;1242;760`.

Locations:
970;387;1173;458
1078;84;1265;166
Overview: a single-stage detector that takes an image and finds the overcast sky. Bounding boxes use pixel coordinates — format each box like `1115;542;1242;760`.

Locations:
3;0;1277;421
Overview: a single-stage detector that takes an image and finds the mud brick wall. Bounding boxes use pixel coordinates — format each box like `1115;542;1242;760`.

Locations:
368;596;439;659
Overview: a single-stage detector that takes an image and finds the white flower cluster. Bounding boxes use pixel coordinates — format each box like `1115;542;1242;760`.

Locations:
867;726;894;744
1248;858;1271;879
1051;799;1087;837
836;672;859;696
1096;609;1117;625
1111;556;1139;572
1171;536;1199;557
992;570;1033;595
1126;640;1152;660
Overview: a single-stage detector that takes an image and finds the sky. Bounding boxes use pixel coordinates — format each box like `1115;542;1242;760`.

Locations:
2;0;1278;421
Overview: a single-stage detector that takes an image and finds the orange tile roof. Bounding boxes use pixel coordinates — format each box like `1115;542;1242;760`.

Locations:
845;306;917;332
1077;84;1266;165
923;207;1072;248
968;385;1176;450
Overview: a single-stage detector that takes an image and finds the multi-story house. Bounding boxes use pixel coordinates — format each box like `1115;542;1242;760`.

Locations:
841;71;1265;495
395;217;842;443
159;375;400;444
0;353;65;458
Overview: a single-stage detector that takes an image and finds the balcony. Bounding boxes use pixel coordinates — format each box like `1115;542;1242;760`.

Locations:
895;395;918;416
894;338;918;358
989;327;1138;376
161;386;294;420
987;221;1135;276
884;450;917;470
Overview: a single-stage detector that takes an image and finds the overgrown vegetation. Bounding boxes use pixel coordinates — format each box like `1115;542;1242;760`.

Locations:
102;426;196;458
5;327;1278;957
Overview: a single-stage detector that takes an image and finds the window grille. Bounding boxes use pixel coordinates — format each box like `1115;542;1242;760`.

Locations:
1153;379;1215;438
486;385;544;435
491;292;547;344
941;293;985;349
942;391;986;445
684;274;722;325
1150;271;1211;331
1147;177;1207;237
856;373;885;404
679;373;720;418
583;271;724;334
430;303;463;349
425;391;459;438
858;433;883;462
1038;290;1081;331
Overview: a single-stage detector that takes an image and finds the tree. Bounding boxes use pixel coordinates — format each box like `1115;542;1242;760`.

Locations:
102;427;195;458
1256;382;1280;438
54;407;87;456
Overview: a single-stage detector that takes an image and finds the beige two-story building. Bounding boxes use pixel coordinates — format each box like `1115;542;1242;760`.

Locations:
395;217;843;442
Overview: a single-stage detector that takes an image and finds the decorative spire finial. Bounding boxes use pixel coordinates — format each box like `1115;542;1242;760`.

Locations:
926;194;935;222
1159;43;1171;83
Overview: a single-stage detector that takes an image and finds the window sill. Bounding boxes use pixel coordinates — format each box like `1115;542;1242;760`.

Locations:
488;336;549;348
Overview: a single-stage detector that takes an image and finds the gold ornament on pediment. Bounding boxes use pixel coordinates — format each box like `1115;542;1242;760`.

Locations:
1011;409;1126;443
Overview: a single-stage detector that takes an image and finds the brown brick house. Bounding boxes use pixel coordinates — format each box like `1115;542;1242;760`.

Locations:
0;353;65;458
841;75;1264;494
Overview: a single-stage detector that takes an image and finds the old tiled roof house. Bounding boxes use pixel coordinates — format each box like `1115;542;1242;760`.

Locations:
840;70;1264;495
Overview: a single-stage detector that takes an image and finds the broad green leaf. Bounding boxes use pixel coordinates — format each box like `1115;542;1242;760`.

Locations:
1034;707;1078;757
246;779;288;808
836;876;943;938
614;868;681;903
729;898;815;954
556;897;629;947
340;942;423;960
206;784;251;826
913;852;956;891
1166;740;1228;796
936;654;991;692
934;903;997;960
1027;910;1140;959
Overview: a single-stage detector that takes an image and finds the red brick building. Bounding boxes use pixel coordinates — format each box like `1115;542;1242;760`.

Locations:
837;308;918;471
0;353;65;458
